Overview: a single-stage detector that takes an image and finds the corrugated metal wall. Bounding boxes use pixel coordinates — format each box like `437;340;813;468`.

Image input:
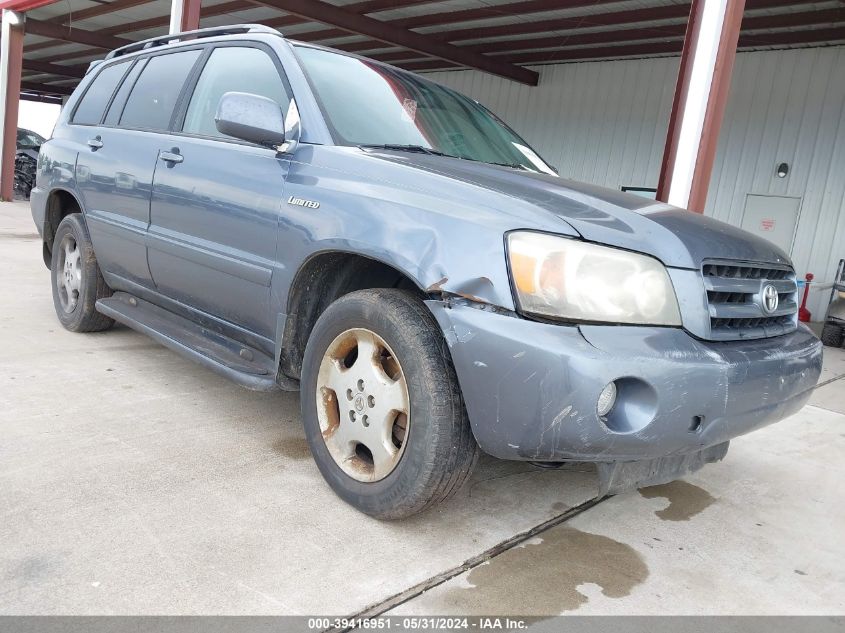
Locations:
425;46;845;315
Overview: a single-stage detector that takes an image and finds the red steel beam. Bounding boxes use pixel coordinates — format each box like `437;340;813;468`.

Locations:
1;10;25;200
179;0;202;32
656;0;703;204
685;0;746;212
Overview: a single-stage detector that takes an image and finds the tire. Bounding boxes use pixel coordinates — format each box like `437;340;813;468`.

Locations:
820;322;843;348
50;213;114;333
300;288;479;519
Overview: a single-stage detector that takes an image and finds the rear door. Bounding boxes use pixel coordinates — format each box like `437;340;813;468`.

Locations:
75;49;203;290
146;44;292;338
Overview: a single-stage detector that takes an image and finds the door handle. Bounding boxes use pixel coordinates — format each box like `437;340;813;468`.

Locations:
159;151;183;164
87;137;103;150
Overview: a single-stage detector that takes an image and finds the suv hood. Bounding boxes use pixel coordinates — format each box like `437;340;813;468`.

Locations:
365;151;790;270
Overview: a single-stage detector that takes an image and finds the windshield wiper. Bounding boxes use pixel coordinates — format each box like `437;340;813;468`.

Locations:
488;161;531;171
359;145;536;172
358;143;447;156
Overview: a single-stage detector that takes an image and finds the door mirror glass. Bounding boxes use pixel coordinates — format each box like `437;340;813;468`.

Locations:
214;91;286;148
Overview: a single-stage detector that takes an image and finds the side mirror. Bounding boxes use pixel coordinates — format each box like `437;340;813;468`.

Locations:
214;91;286;149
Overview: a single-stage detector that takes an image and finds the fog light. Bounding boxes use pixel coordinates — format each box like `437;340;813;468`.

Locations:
597;381;617;418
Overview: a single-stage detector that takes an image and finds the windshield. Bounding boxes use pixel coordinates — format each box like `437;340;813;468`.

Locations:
294;45;556;175
17;128;45;150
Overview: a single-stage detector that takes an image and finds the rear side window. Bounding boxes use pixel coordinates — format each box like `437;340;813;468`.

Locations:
119;49;202;131
182;46;290;139
103;59;146;126
72;61;130;125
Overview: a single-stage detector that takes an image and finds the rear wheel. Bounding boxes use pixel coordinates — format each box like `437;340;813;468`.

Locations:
300;288;479;519
50;213;114;333
821;322;843;347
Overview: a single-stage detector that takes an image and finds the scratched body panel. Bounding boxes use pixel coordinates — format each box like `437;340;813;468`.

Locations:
430;302;822;462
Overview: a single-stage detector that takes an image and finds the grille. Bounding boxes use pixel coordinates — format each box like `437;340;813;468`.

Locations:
702;260;798;341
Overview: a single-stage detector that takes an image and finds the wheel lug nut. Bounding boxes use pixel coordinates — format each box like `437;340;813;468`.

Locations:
346;389;353;401
367;395;375;408
349;411;356;422
357;379;365;392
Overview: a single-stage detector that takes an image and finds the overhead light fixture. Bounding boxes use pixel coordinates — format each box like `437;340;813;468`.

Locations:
776;162;789;178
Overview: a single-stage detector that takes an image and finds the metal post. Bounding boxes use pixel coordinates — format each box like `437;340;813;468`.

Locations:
169;0;200;34
0;9;24;201
656;0;746;213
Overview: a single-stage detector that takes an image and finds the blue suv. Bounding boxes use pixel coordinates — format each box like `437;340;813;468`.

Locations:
31;25;822;518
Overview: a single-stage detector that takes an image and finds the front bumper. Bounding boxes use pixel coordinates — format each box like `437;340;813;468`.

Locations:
428;301;822;463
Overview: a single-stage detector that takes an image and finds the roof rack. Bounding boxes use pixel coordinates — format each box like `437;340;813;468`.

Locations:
105;24;280;60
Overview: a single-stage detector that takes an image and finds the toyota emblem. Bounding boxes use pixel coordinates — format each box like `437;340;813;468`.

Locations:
761;284;779;314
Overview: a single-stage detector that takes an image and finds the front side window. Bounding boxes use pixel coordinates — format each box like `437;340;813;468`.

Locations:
183;46;290;139
72;61;130;125
120;49;202;131
294;45;555;174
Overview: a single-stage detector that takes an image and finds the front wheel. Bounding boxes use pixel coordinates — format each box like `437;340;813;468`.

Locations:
50;213;114;333
300;289;479;519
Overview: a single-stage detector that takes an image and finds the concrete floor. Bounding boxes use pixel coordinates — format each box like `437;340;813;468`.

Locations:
1;199;844;616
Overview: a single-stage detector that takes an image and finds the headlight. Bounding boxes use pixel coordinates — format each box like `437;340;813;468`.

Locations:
507;231;682;325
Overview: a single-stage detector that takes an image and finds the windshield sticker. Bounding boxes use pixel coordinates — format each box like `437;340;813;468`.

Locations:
401;98;417;123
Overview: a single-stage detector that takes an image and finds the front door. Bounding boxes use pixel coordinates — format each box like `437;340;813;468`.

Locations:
147;45;293;338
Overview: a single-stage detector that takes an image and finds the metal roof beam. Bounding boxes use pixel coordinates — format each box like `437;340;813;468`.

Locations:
248;0;539;84
370;6;845;64
25;18;132;49
21;79;73;95
22;57;86;78
306;0;819;53
398;25;845;71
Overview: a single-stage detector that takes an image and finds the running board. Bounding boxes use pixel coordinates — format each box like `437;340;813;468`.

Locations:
96;292;280;392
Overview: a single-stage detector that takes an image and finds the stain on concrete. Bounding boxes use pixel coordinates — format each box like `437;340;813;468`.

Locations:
445;526;648;615
639;480;716;521
794;569;807;576
274;436;312;460
0;232;40;240
4;555;59;583
551;501;567;513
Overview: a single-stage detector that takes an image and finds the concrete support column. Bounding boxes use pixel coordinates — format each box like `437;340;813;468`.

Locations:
656;0;746;213
0;9;24;201
169;0;201;34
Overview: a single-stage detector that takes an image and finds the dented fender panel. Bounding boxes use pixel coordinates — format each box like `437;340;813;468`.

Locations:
427;301;822;462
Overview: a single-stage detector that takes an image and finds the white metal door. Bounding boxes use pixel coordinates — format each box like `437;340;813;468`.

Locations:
740;194;802;255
